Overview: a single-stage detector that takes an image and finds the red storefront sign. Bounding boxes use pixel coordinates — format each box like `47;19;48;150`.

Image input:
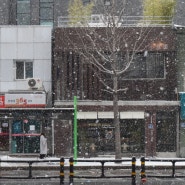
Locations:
4;94;46;108
0;95;5;108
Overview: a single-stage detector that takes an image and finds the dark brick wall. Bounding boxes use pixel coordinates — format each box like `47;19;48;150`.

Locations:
54;120;72;157
52;27;177;102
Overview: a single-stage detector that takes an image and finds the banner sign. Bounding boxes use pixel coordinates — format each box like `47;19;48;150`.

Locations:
5;94;46;108
180;92;185;119
0;95;5;108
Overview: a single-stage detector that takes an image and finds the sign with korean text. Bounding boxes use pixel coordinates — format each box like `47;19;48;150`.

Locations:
5;94;46;108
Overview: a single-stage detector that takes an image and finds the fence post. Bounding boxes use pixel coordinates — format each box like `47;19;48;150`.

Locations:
172;160;176;178
60;157;65;185
28;161;33;179
131;157;136;185
140;157;147;183
69;157;74;185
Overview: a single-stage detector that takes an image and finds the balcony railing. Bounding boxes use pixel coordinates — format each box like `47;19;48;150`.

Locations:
58;15;172;27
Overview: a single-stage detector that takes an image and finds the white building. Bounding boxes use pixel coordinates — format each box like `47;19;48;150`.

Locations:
0;26;54;155
0;26;52;98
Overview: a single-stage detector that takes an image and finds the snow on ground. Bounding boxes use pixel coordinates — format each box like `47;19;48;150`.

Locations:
1;155;185;167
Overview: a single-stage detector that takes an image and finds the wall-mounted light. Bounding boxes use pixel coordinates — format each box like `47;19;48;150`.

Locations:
150;41;168;50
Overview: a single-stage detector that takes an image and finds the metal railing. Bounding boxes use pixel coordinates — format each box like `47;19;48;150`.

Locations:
67;157;136;185
1;157;185;184
0;158;60;179
141;157;185;179
0;157;136;185
58;15;172;27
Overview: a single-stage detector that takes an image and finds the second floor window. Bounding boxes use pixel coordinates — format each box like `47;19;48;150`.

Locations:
17;0;31;25
15;61;33;80
40;0;54;26
123;52;165;79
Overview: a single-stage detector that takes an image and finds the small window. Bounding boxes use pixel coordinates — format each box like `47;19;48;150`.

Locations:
17;0;31;25
15;61;33;80
40;0;54;26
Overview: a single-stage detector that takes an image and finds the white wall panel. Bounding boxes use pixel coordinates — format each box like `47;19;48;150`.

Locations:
34;27;52;42
18;27;33;42
1;27;17;43
17;43;34;59
34;43;51;59
1;43;17;59
34;60;51;81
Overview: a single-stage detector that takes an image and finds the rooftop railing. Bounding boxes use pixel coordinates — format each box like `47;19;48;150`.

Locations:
58;15;172;27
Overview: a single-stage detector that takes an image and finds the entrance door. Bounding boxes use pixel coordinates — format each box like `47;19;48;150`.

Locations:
11;119;40;153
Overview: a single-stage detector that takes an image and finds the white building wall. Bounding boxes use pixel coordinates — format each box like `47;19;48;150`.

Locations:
0;26;52;93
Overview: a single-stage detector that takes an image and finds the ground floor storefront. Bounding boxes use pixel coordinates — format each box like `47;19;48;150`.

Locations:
0;100;181;158
76;110;178;157
0;108;73;156
55;100;180;158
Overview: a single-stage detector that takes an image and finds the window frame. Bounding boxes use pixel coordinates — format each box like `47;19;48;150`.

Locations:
14;60;33;80
122;52;166;80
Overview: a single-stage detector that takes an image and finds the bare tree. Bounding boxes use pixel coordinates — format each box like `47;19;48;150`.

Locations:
62;0;154;159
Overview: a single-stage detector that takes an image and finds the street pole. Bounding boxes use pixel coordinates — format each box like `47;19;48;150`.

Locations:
74;96;77;161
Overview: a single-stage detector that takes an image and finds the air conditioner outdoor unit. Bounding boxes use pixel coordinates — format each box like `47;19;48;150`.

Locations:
27;78;43;89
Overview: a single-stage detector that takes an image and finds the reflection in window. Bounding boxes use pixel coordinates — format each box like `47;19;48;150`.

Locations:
156;111;176;152
15;61;33;79
17;0;31;25
40;0;54;26
123;52;165;79
77;119;145;156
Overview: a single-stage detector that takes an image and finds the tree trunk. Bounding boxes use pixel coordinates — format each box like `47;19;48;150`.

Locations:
113;75;122;159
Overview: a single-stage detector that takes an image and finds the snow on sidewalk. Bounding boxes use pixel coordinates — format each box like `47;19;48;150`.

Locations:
1;155;185;167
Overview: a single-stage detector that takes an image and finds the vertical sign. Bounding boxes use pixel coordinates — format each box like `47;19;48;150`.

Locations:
180;92;185;119
0;95;5;108
74;96;77;161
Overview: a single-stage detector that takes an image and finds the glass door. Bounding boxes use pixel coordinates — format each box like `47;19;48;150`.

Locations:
11;119;40;153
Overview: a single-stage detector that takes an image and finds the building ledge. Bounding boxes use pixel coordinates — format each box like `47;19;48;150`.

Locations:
55;100;180;107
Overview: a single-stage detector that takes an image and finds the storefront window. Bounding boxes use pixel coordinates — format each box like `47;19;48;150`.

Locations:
11;119;40;153
78;119;145;156
156;111;176;152
120;119;145;153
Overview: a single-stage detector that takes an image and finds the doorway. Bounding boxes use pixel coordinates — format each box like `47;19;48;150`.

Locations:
11;119;40;153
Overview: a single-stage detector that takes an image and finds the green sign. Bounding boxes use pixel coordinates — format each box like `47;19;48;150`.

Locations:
180;93;185;119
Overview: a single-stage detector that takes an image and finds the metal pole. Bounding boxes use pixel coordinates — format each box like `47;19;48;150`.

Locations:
69;157;74;185
131;157;136;185
74;96;77;160
60;157;64;185
141;157;147;183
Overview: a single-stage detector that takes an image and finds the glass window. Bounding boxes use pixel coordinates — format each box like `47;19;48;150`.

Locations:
77;119;145;156
123;52;165;79
12;119;40;153
40;0;54;26
15;61;33;80
156;112;176;152
17;0;31;25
